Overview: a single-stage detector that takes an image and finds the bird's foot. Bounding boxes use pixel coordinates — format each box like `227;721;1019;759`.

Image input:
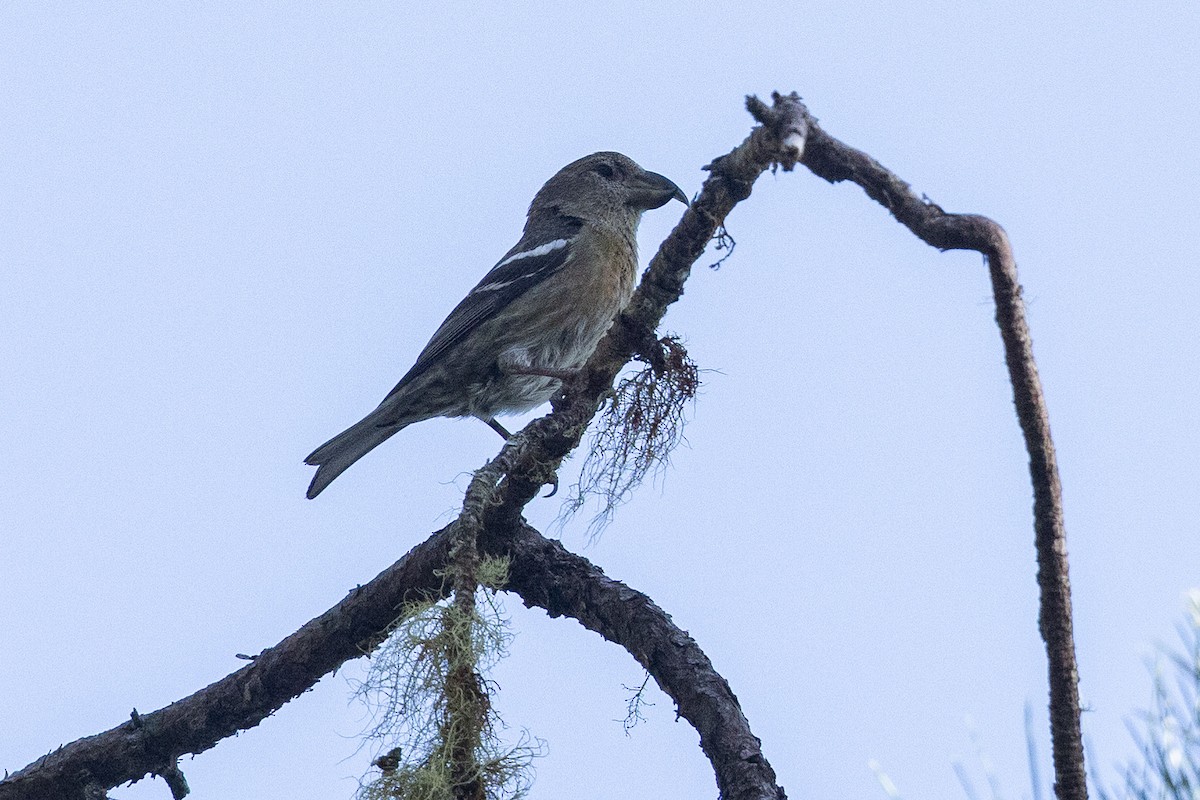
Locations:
597;385;618;410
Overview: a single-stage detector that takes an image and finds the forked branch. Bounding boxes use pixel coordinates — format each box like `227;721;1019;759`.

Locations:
1;92;1080;800
0;92;806;800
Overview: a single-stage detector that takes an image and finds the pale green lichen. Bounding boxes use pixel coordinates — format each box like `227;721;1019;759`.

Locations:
355;558;541;800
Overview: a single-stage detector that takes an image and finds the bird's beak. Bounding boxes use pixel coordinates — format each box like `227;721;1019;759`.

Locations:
631;170;689;210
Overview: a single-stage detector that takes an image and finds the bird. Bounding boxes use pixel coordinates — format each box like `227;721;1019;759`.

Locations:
304;152;688;498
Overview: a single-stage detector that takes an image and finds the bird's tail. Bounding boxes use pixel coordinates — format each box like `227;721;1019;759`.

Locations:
304;410;409;499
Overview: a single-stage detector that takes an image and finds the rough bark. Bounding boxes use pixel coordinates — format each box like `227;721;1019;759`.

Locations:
0;531;454;800
445;469;490;800
0;522;784;800
489;523;786;800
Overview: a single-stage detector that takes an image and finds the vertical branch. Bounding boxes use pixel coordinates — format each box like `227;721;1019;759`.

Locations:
984;236;1085;800
789;92;1087;800
441;463;498;800
444;528;485;800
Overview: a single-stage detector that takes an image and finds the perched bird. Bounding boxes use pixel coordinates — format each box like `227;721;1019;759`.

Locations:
304;152;687;498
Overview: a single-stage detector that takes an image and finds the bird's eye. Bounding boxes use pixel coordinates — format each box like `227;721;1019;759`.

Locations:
591;163;616;179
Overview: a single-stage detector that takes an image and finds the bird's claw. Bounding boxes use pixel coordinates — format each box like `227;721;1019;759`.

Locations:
543;476;559;498
598;386;618;410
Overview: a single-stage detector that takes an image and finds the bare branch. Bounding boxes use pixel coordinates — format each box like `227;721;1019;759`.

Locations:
789;92;1086;800
486;522;787;800
0;520;785;800
0;534;454;800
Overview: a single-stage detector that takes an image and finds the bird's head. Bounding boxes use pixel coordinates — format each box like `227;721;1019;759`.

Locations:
528;152;688;226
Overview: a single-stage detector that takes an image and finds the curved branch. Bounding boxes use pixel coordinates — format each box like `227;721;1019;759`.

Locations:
6;92;1070;800
790;94;1085;800
0;520;785;800
487;522;786;800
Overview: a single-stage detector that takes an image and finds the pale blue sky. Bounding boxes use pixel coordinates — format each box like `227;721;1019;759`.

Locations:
3;3;1199;798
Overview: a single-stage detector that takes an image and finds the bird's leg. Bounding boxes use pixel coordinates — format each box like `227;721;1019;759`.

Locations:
494;354;570;497
481;415;557;495
484;417;512;440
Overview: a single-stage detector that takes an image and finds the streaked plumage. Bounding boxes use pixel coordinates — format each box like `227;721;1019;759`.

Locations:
305;152;687;498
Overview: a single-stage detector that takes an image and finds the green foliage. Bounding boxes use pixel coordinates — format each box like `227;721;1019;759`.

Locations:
1099;590;1200;800
355;558;542;800
869;588;1200;800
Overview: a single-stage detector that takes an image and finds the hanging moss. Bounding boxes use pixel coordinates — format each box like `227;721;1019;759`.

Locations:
354;558;541;800
563;335;699;535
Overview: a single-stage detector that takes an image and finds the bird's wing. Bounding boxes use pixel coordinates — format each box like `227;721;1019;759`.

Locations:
382;214;584;401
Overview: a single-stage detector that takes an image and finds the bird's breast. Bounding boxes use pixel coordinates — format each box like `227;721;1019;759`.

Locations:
460;225;639;418
540;226;637;363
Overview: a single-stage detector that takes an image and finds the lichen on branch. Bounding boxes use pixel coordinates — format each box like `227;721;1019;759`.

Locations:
355;557;540;800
